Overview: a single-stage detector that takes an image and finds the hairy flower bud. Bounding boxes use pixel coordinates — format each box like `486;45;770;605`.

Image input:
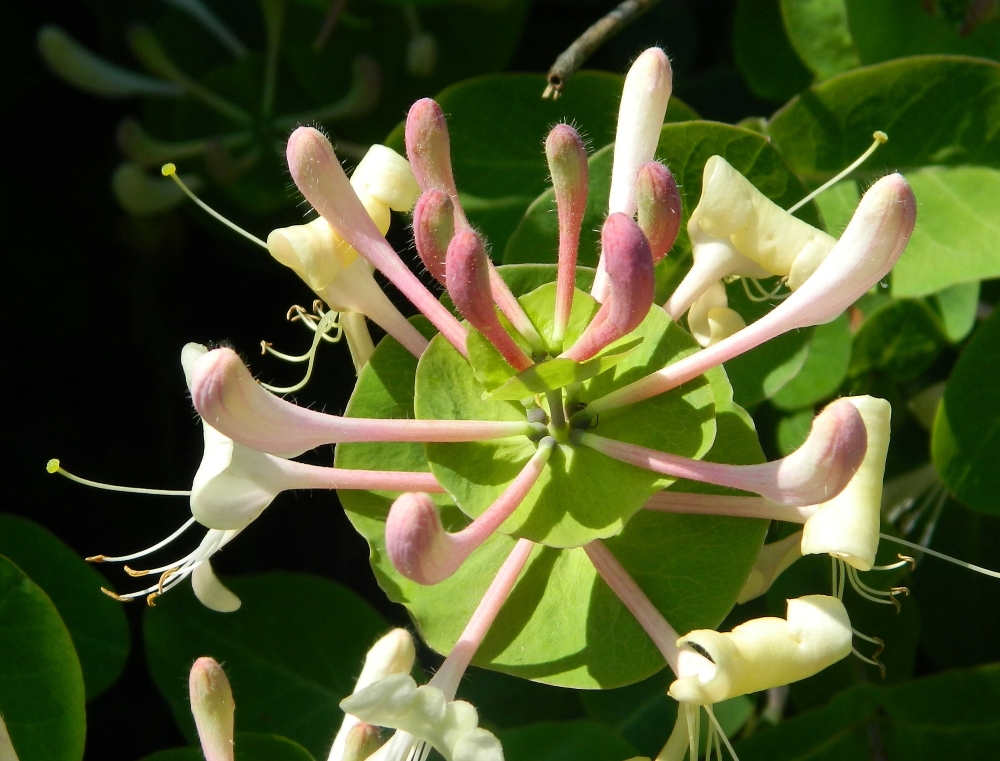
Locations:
385;493;455;585
413;188;455;286
189;658;235;761
635;161;681;263
405;99;464;221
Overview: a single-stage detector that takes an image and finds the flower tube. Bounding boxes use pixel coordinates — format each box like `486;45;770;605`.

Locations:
584;172;917;416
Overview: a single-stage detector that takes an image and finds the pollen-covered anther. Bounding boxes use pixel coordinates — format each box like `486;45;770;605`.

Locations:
563;213;655;362
634;161;681;263
446;230;534;371
412;188;455;286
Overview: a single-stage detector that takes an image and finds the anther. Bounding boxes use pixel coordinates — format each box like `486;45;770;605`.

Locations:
147;593;159;607
124;566;150;577
788;131;890;214
86;555;107;563
101;587;132;603
161;162;269;249
158;567;181;594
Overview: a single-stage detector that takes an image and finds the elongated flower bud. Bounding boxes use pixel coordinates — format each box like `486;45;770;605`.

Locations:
587;173;916;416
405;99;465;223
687;281;746;347
189;658;235;761
547;124;589;342
189;348;534;456
447;230;533;371
413;189;455;286
635;161;681;263
578;398;867;506
801;396;891;570
564;214;654;361
669;595;853;705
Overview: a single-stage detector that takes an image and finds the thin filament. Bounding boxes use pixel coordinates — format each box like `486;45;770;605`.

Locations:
880;533;1000;579
706;704;741;761
89;517;197;563
787;131;888;214
48;459;191;497
261;310;341;393
161;163;268;249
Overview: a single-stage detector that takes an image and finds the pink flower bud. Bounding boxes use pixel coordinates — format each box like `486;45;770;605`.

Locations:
385;493;457;585
546;124;589;343
189;657;235;761
446;230;533;371
404;98;467;226
635;161;681;263
413;188;455;286
189;348;534;456
563;213;655;362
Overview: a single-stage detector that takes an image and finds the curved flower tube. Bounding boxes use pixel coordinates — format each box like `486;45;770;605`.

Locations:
686;281;746;347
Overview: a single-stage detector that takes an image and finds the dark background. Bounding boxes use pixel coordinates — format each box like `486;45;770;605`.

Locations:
3;1;778;757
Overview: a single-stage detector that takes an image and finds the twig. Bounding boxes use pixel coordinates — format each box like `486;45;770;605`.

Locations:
314;0;348;51
542;0;664;99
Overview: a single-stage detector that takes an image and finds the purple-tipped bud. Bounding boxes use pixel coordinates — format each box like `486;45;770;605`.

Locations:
546;124;590;342
405;99;466;226
189;658;235;761
413;188;455;286
446;230;533;371
564;213;655;361
635;162;681;263
385;493;461;585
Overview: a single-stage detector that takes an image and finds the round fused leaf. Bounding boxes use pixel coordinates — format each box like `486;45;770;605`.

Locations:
0;554;86;761
0;514;129;700
417;282;715;548
136;732;315;761
337;266;766;688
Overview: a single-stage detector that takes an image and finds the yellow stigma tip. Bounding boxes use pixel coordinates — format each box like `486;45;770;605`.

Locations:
46;458;60;473
873;131;888;144
161;162;177;177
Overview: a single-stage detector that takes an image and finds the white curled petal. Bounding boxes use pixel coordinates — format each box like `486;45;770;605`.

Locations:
351;145;421;212
191;560;241;612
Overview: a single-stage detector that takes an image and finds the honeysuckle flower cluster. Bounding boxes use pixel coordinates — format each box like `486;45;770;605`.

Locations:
52;45;952;761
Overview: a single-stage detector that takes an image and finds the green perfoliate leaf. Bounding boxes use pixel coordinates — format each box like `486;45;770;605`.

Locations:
0;555;86;761
144;573;389;758
932;309;1000;513
772;313;852;411
484;338;644;401
849;299;945;382
337;267;766;689
418;282;715;548
931;280;980;343
733;0;813;102
0;514;129;700
137;733;315;761
499;721;638;761
891;166;1000;297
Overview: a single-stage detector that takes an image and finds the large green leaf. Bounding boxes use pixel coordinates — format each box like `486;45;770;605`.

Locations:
0;554;86;761
771;313;852;411
780;0;860;79
768;56;1000;181
144;573;390;758
845;0;1000;65
337;267;767;689
891;166;1000;297
932;309;1000;513
733;0;813;102
388;72;698;253
137;732;315;761
0;514;129;700
734;663;1000;759
849;298;945;382
498;720;637;761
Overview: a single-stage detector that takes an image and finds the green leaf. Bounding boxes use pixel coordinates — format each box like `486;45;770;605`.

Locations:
505;120;821;269
849;299;944;382
0;514;129;700
812;178;859;236
390;72;697;253
337;270;767;689
772;313;852;411
844;0;1000;65
136;732;315;761
733;0;813;102
776;408;813;456
891;166;1000;297
931;280;980;343
498;720;637;761
932;309;1000;513
768;56;1000;182
456;665;585;729
144;573;390;758
484;338;643;401
417;282;716;548
0;554;86;761
780;0;860;79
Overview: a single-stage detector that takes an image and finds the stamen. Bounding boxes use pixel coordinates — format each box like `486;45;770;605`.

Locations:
879;533;1000;579
161;163;268;249
87;517;197;564
871;555;915;571
738;276;790;303
100;587;133;602
787;131;888;214
48;459;191;496
851;629;886;678
261;309;342;393
846;566;902;612
706;704;741;761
